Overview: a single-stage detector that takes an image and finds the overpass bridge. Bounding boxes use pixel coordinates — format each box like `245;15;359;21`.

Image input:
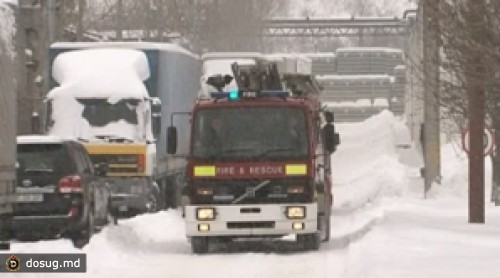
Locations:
260;15;414;38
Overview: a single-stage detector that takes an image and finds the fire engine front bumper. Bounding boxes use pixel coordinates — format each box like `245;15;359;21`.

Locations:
185;203;318;237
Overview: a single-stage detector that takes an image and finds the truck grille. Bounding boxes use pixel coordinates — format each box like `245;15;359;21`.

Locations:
227;221;275;229
90;154;143;174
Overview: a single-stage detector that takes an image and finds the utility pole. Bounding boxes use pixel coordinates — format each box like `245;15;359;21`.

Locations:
116;0;123;40
17;0;44;134
47;0;56;44
77;0;85;41
422;0;441;197
466;0;486;224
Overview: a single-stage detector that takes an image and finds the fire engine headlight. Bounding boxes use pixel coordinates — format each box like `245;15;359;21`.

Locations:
287;185;305;194
196;207;216;220
197;186;213;196
286;206;306;219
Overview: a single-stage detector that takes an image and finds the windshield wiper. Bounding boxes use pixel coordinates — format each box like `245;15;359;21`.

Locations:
257;148;294;159
222;148;256;154
95;135;134;143
232;180;271;204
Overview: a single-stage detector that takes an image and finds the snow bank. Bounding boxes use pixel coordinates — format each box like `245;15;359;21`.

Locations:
332;110;413;210
427;140;493;200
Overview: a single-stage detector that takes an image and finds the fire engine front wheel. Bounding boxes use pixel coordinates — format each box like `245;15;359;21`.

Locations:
191;236;209;254
297;233;320;251
320;213;331;242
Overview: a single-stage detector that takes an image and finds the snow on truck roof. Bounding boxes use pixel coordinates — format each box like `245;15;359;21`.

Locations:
302;52;336;58
17;135;67;144
266;53;312;62
47;48;150;102
201;52;265;61
51;41;199;59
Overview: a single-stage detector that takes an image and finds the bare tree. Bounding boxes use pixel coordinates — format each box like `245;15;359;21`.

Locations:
422;0;500;200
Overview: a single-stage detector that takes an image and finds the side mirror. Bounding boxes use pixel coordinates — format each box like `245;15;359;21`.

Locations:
167;126;178;154
31;112;41;134
96;162;109;177
152;114;161;139
150;97;162;139
323;123;340;154
315;182;325;194
324;111;334;124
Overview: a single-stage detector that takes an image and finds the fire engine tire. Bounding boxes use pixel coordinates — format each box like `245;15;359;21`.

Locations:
321;213;331;242
297;233;320;251
164;177;179;209
191;237;209;254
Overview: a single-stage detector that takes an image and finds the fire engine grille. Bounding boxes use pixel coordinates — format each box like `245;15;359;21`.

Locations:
191;178;312;205
227;221;275;229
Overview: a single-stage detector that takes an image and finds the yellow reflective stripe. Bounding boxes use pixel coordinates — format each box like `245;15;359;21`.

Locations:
285;164;307;175
194;166;216;177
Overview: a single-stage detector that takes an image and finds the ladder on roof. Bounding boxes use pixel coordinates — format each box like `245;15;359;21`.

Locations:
230;61;322;99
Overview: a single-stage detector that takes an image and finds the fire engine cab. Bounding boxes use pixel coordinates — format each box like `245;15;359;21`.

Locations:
168;61;340;253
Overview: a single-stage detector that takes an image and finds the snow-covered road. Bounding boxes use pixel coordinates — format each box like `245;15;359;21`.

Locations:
3;111;500;278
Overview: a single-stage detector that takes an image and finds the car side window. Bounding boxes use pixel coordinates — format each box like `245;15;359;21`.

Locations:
81;146;95;175
71;143;91;174
77;145;93;175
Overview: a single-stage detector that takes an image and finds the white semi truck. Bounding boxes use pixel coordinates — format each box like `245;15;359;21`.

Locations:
46;42;201;215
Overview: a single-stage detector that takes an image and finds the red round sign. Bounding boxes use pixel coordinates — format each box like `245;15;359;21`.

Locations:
462;127;496;156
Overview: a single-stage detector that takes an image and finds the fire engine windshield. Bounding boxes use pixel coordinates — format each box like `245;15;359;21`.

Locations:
192;107;308;161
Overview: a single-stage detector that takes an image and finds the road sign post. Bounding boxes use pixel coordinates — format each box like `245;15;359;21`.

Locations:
462;128;496;156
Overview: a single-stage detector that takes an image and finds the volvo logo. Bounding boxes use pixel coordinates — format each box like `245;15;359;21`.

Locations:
245;186;256;198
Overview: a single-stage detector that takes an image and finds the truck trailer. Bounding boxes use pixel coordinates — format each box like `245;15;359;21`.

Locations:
169;61;340;253
45;42;201;214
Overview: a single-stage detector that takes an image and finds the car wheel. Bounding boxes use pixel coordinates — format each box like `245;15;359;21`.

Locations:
147;193;159;213
320;214;331;242
191;237;209;254
107;202;118;225
71;209;95;249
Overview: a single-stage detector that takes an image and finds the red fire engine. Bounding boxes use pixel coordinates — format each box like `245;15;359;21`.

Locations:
168;61;339;253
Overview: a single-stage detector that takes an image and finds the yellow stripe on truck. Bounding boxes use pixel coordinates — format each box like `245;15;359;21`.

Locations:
194;166;216;177
285;164;307;175
84;144;146;154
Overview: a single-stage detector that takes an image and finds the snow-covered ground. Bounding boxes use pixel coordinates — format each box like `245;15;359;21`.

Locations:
3;111;500;278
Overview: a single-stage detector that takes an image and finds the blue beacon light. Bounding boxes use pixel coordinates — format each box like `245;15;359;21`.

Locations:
228;89;240;100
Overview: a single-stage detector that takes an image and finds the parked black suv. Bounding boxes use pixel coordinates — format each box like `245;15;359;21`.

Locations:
5;135;112;248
